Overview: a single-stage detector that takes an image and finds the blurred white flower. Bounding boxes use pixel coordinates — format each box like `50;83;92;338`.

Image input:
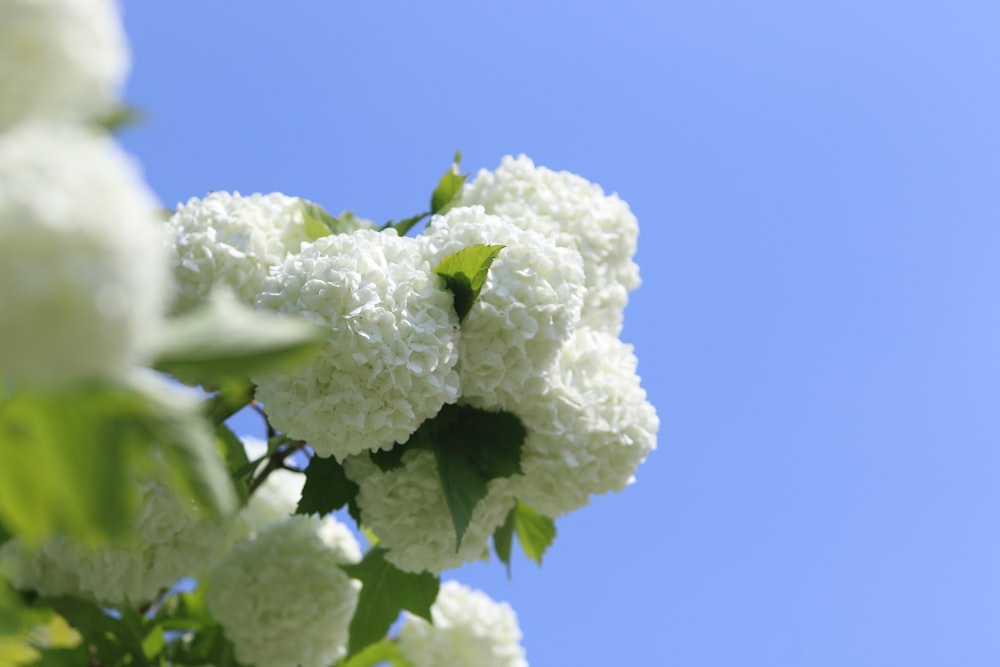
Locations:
0;0;129;129
508;327;659;517
0;122;167;386
343;450;514;575
400;580;528;667
205;515;361;667
163;192;317;313
0;480;227;606
232;437;306;537
254;228;461;460
421;205;585;406
461;154;641;335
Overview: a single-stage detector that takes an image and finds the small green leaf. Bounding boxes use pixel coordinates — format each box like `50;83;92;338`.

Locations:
341;548;439;657
434;244;504;322
296;455;360;519
339;638;414;667
153;290;322;386
94;104;143;132
400;404;524;546
493;508;516;578
513;501;556;565
215;424;251;504
301;201;341;239
384;211;429;236
430;150;468;215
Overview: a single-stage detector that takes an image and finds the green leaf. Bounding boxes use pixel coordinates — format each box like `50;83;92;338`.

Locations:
340;548;439;657
339;638;414;667
94;104;143;132
433;244;504;322
384;211;429;236
430;150;468;215
153;290;322;387
492;508;516;578
513;501;556;565
296;455;360;519
0;378;235;545
42;597;132;664
203;382;255;425
404;404;525;546
215;424;250;505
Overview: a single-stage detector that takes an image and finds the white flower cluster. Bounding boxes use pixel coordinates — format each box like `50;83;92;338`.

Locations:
0;481;226;606
232;437;306;538
420;206;585;405
253;228;461;460
461;154;641;335
163;192;317;313
0;0;128;129
0;0;168;387
205;515;361;667
344;451;516;574
400;581;528;667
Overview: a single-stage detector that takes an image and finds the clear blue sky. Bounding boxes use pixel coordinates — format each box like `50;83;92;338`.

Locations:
121;2;1000;664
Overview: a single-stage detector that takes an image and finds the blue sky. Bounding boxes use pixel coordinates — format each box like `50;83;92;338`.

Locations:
121;2;1000;664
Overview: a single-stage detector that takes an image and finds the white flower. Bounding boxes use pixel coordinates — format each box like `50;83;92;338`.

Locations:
461;154;641;335
508;328;659;518
0;481;228;606
343;450;514;574
205;515;361;667
254;229;461;461
400;581;528;667
163;192;317;313
420;206;585;406
0;0;129;129
0;122;167;386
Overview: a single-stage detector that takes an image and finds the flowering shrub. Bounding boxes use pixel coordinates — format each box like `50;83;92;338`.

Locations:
0;1;658;665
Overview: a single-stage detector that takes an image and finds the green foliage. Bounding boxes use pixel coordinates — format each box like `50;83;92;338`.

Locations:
296;455;361;522
156;587;238;666
493;501;557;574
215;424;251;505
35;596;164;666
376;405;525;546
337;638;414;667
340;548;439;657
433;244;504;322
0;378;234;545
301;202;373;240
153;291;322;388
430;150;468;215
94;105;143;133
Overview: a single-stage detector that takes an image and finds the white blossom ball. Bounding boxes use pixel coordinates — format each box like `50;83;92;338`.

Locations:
461;154;641;335
507;328;659;518
400;581;528;667
254;229;461;461
343;450;514;574
0;481;228;606
421;206;585;406
0;122;167;386
205;515;361;667
163;192;320;313
0;0;128;129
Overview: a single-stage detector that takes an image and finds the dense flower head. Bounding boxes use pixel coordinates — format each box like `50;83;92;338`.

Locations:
253;228;461;460
343;450;515;574
162;191;321;313
0;480;227;606
505;327;659;518
420;205;585;406
400;581;528;667
0;0;129;129
461;154;641;335
0;122;167;386
205;515;361;667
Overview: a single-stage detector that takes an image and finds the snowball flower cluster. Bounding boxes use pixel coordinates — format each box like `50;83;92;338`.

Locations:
0;122;167;386
254;228;461;460
0;480;227;606
400;581;528;667
0;0;128;129
206;515;361;667
421;205;586;406
508;328;660;518
163;192;322;313
461;154;641;335
344;451;515;574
